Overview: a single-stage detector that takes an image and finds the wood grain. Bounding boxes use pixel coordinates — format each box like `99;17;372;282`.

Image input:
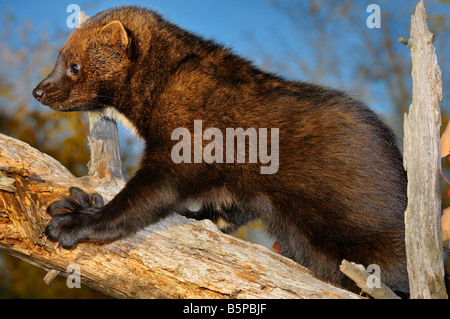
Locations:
401;0;447;299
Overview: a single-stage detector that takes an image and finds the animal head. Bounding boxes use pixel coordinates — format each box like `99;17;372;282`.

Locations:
33;20;132;111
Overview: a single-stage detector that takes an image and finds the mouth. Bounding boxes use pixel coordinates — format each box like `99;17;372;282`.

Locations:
32;90;103;112
33;85;101;112
33;84;107;112
47;103;103;112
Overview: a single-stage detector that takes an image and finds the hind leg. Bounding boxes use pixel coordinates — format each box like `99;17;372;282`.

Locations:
271;222;359;291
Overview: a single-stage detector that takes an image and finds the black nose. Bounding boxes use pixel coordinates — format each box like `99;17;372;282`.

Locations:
32;87;44;100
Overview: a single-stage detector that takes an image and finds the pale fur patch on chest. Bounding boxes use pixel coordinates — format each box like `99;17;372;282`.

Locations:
104;107;140;137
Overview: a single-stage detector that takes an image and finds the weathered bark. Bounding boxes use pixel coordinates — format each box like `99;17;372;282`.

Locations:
0;133;360;299
401;0;447;299
87;111;126;200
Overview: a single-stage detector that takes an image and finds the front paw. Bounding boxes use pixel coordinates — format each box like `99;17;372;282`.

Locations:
45;187;104;249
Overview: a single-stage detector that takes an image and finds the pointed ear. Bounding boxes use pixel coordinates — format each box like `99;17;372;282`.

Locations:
100;20;129;51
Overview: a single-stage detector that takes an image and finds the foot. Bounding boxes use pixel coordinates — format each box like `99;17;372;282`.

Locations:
45;187;104;249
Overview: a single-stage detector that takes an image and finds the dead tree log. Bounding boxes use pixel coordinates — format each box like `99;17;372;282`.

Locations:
0;133;360;299
401;0;447;299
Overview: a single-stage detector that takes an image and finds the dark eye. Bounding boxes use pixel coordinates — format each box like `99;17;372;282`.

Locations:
69;64;80;75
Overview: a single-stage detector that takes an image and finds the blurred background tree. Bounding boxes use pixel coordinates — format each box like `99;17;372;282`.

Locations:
0;0;448;298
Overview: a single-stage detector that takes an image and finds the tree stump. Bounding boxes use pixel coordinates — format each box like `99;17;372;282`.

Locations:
401;0;447;299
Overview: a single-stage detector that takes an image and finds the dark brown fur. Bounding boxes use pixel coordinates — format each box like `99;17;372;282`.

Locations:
33;6;408;294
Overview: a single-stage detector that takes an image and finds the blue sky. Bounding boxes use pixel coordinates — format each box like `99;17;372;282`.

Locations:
2;0;290;68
